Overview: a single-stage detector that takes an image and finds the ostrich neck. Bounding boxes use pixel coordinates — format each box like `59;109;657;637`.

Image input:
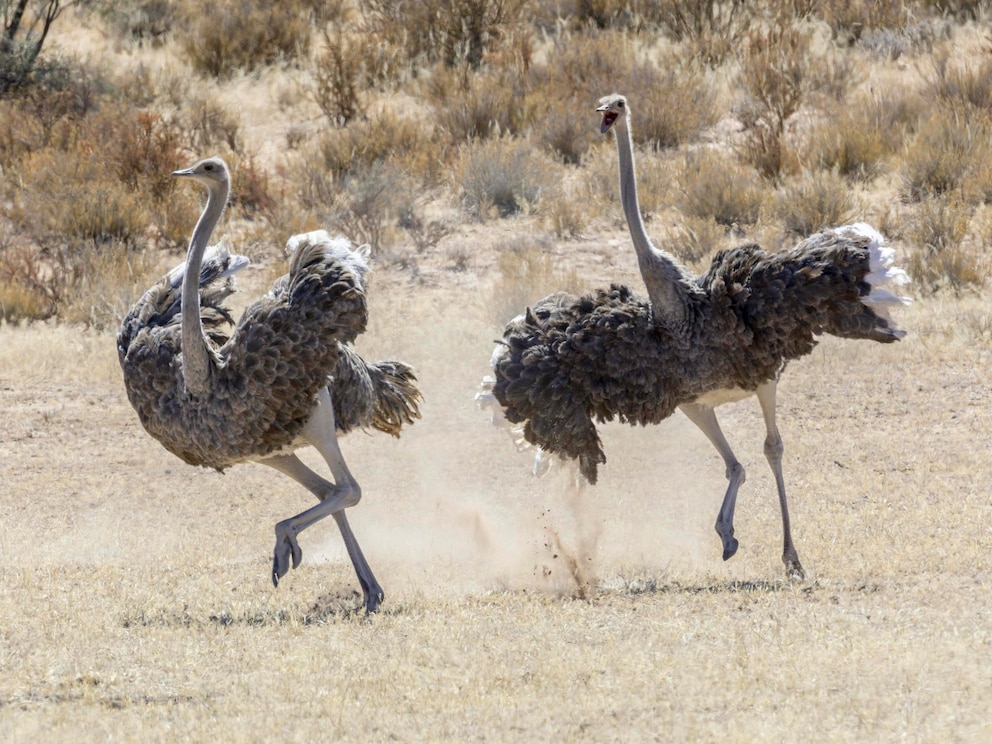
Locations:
180;184;226;398
614;119;690;328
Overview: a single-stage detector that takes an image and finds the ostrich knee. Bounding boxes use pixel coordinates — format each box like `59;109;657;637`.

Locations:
764;432;784;467
327;479;361;510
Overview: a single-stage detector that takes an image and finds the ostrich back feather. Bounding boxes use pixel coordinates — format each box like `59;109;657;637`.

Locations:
118;234;370;470
491;229;908;484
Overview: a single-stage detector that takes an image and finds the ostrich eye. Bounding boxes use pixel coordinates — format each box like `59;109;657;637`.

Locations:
617;101;624;108
204;163;214;171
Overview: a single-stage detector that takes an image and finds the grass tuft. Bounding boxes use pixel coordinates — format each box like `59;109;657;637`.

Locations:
455;138;562;219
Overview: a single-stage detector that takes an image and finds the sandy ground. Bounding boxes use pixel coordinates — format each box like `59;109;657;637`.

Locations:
2;254;991;739
1;12;990;739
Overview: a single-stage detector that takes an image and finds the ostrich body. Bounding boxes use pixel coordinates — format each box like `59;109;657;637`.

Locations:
483;95;910;578
117;157;420;612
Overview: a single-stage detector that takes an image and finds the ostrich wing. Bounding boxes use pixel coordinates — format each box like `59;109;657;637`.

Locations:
210;232;370;459
117;242;250;361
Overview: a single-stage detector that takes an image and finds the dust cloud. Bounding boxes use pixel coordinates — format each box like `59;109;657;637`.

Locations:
303;289;723;600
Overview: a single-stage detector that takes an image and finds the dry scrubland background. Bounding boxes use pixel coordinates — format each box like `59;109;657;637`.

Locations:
1;0;992;740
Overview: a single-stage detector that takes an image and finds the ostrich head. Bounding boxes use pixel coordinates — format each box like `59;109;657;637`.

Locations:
597;94;628;134
172;156;230;190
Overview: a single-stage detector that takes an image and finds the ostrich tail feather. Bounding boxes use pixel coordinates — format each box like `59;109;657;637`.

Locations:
854;224;912;339
368;361;422;437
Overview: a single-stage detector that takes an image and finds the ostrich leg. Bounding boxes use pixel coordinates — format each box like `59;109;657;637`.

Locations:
678;402;745;562
263;387;384;612
755;382;806;580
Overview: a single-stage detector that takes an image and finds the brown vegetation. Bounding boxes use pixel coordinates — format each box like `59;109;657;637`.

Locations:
2;2;992;739
3;0;991;324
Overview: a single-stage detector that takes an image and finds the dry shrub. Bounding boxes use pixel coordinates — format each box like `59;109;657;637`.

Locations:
455;138;562;219
0;233;155;327
398;204;450;255
542;179;603;238
538;96;596;166
16;146;146;247
675;148;764;228
524;30;638;161
312;27;366;126
59;240;158;327
807;45;866;103
925;47;992;114
583;141;672;223
770;169;856;238
901;111;990;203
529;29;718;154
0;62;100;166
0;232;61;322
172;92;242;154
100;0;178;47
0;102;205;323
328;164;411;254
738;22;815;179
656;0;752;66
919;0;989;20
426;65;535;143
361;0;530;72
806;86;920;182
228;154;276;215
629;62;722;150
486;235;581;325
307;108;433;184
665;215;730;266
179;0;313;78
905;195;981;293
818;0;913;44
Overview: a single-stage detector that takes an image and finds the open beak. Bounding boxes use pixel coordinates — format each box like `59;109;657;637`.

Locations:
597;105;618;134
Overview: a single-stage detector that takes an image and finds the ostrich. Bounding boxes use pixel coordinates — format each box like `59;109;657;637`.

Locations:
117;157;421;613
481;94;910;579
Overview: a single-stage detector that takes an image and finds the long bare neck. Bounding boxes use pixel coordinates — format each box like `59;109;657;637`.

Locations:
180;182;227;397
614;116;691;328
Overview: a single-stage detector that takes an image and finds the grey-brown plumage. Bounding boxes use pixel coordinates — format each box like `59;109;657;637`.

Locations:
117;157;420;612
483;95;911;579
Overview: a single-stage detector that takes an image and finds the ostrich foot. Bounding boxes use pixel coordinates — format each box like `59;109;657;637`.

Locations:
272;522;303;587
783;551;806;581
715;522;739;561
362;583;385;614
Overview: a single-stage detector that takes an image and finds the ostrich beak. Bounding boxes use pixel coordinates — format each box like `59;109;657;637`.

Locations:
598;106;618;134
172;167;195;178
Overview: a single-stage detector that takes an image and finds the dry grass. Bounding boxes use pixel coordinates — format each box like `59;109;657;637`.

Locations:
2;286;991;741
2;4;992;740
